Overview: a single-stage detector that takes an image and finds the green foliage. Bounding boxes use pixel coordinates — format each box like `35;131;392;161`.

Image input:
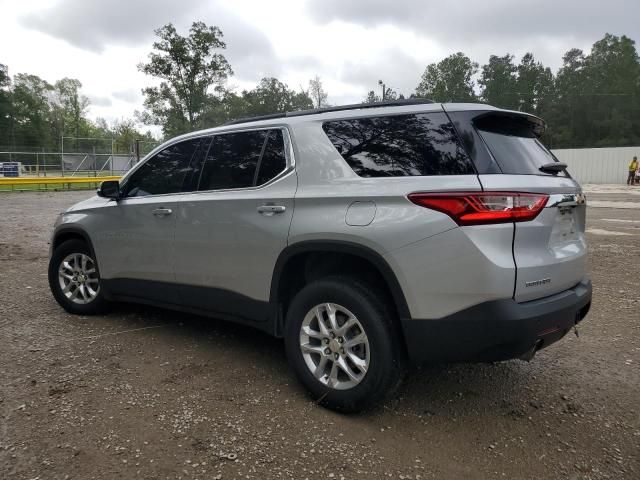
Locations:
11;74;54;148
423;34;640;148
478;54;519;109
137;22;233;137
240;77;313;116
516;53;555;115
0;63;156;154
363;90;381;104
136;23;315;133
363;87;402;104
51;78;92;149
0;64;11;145
416;52;478;102
545;34;640;148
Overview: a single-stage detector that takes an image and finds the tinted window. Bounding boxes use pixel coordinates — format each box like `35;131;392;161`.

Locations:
255;129;286;185
198;131;266;190
197;129;287;191
475;114;564;176
322;113;474;177
122;138;200;197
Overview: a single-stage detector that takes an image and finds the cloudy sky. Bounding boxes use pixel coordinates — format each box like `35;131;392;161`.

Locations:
0;0;636;129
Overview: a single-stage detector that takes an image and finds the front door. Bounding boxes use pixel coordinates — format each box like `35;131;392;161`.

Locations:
93;137;202;304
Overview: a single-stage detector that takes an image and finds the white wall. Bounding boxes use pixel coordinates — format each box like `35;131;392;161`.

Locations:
552;146;639;184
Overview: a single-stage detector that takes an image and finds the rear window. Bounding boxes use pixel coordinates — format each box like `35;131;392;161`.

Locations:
322;112;475;177
475;114;565;176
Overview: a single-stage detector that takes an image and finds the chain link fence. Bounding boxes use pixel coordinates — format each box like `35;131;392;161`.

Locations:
0;137;161;178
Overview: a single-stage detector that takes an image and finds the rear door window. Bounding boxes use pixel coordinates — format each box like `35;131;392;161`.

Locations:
322;112;475;177
474;114;565;176
255;129;286;186
197;129;287;191
199;130;265;190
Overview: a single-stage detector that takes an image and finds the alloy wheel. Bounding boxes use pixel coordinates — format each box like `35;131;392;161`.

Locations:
299;303;370;390
57;253;100;305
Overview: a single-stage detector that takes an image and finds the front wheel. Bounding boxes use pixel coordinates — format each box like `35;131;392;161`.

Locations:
48;239;109;315
284;277;404;412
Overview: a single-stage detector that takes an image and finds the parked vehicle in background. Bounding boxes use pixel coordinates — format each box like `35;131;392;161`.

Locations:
48;100;592;412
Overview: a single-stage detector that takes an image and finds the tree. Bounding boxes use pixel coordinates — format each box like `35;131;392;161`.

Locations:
479;54;519;109
10;74;54;148
138;22;233;136
549;34;640;148
0;63;12;147
582;34;640;147
52;78;90;145
0;63;9;89
198;91;250;127
516;53;555;114
308;75;328;109
416;53;478;102
363;90;381;103
241;77;313;117
551;47;587;147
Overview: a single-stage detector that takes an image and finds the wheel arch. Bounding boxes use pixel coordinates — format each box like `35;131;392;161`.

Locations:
51;226;98;261
269;241;411;336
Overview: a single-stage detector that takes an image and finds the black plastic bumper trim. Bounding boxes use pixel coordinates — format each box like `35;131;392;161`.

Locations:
401;278;592;365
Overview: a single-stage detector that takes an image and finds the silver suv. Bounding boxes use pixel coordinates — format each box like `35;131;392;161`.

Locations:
48;100;592;412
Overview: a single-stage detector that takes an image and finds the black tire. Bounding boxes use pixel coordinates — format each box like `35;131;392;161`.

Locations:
284;276;405;412
48;239;109;315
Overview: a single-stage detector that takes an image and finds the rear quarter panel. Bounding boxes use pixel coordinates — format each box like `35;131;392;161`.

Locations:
288;121;517;320
288;121;480;252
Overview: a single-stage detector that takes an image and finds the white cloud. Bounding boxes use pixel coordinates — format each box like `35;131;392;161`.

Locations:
0;0;635;127
112;88;141;104
20;0;202;52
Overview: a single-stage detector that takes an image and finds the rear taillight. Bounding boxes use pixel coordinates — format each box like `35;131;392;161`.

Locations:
407;192;549;226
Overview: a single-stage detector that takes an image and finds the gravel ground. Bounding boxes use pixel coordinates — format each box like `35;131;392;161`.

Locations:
1;188;639;480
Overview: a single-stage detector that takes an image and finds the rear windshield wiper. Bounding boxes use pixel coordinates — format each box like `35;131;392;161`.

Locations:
539;162;567;174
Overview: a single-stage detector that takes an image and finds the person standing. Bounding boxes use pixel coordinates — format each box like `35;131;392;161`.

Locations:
628;156;638;185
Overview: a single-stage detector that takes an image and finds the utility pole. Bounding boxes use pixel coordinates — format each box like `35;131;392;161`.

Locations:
378;80;386;101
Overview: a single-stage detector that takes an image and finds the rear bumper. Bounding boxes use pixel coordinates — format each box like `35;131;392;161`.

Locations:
401;278;592;365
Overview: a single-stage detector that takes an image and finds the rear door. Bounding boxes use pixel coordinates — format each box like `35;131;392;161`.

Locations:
470;112;587;302
173;127;296;322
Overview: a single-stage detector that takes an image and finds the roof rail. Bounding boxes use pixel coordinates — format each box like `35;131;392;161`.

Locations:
223;98;435;126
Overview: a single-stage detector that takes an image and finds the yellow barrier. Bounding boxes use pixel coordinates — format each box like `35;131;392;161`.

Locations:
0;175;121;186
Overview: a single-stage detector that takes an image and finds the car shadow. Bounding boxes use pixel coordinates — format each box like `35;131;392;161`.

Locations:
102;302;554;419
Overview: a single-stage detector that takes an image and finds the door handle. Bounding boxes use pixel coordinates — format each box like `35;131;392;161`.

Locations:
152;208;173;217
257;205;286;215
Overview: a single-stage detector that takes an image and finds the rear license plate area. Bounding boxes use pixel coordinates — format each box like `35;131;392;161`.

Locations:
549;208;579;245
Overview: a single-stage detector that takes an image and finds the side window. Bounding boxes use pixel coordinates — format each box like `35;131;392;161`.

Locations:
122;138;201;197
198;131;266;191
255;129;286;186
197;129;287;191
322;113;475;177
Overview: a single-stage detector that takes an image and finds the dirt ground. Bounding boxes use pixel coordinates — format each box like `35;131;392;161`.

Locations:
1;186;639;480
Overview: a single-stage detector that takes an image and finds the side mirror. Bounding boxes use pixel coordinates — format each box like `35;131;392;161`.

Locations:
98;180;120;200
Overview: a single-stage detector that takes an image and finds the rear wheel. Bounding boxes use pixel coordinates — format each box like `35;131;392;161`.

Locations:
285;277;404;412
48;239;109;315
